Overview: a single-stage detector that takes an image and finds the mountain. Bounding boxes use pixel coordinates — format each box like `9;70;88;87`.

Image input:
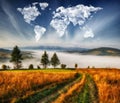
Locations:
0;48;11;62
22;46;120;56
0;48;11;53
80;47;120;56
22;46;87;52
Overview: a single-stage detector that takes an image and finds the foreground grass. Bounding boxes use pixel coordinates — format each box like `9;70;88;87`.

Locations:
0;69;76;103
77;68;120;103
53;73;85;103
1;69;75;73
0;68;120;103
16;76;78;103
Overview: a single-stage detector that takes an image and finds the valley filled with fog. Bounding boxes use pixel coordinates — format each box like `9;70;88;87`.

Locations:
0;50;120;69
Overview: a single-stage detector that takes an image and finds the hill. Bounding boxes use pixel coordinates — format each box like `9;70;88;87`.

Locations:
81;47;120;56
0;48;33;62
0;48;11;62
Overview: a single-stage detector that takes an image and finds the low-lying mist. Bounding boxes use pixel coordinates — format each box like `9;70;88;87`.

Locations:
0;50;120;69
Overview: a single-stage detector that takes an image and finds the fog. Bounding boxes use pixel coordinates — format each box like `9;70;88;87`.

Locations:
0;50;120;69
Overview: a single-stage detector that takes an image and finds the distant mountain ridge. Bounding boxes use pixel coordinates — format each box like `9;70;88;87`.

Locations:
80;47;120;56
0;48;11;53
22;46;87;52
23;46;120;56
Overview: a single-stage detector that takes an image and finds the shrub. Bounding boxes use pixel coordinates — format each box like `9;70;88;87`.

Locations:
74;72;80;78
87;66;90;69
1;64;7;70
92;66;95;68
37;65;40;69
28;64;34;69
61;64;66;69
75;63;78;69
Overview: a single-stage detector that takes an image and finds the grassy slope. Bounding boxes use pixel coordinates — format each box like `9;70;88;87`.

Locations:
81;47;120;56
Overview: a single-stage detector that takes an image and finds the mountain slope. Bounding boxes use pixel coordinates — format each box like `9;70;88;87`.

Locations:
81;47;120;56
0;49;11;62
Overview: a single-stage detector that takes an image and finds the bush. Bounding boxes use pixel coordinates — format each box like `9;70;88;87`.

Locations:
28;64;34;69
37;65;40;69
87;66;90;69
92;66;95;68
1;64;7;70
74;73;80;78
61;64;66;69
75;63;78;69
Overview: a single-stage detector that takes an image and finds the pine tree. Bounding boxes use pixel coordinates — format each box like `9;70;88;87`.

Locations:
41;51;49;68
51;53;60;68
10;46;22;69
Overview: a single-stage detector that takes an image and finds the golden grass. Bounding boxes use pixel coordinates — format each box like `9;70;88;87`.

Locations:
53;74;85;103
0;68;120;103
77;68;120;103
0;70;75;103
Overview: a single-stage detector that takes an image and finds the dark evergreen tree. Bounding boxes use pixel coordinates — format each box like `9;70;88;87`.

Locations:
51;53;60;68
10;46;22;69
41;51;49;68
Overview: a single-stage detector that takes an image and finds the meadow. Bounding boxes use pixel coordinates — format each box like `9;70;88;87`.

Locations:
0;69;120;103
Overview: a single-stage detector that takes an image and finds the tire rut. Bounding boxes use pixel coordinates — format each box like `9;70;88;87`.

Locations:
86;74;99;103
37;74;83;103
53;74;86;103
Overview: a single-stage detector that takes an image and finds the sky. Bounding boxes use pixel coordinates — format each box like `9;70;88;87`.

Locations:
0;0;120;48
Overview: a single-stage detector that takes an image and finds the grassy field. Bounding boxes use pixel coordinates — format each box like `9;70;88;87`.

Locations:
0;68;120;103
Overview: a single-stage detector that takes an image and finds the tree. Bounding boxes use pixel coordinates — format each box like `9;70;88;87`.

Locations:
87;66;90;69
28;64;34;69
10;46;22;69
75;63;78;69
61;64;66;69
41;51;49;68
1;64;7;70
37;65;40;69
51;53;60;68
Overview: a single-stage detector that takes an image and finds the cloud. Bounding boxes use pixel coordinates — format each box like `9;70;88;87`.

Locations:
32;2;39;6
34;25;46;41
17;5;40;24
50;18;70;37
0;0;25;38
39;2;49;10
82;26;94;38
50;4;102;37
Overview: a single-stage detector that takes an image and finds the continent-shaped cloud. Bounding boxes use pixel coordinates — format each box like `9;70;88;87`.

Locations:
39;3;49;10
17;2;49;41
50;5;102;37
17;5;40;24
34;25;46;41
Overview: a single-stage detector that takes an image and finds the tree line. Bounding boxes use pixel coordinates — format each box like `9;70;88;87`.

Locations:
1;46;62;69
